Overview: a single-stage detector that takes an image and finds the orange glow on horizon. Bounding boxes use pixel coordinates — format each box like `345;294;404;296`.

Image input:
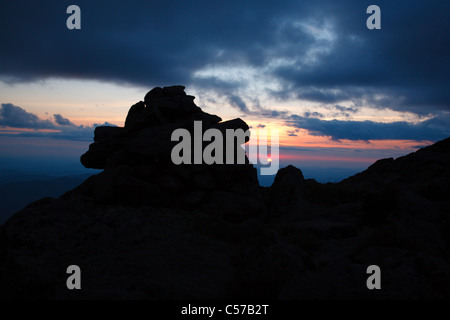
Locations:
245;121;432;152
277;153;377;163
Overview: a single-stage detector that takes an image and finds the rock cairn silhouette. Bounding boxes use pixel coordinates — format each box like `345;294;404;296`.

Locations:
78;86;265;222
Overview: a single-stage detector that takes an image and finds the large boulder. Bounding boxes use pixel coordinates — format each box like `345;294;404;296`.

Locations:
269;165;306;206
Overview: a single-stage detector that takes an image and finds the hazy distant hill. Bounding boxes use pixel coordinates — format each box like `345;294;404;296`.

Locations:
0;174;92;224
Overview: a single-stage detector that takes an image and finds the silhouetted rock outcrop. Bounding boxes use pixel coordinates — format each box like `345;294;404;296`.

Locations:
0;87;449;300
81;85;237;169
78;86;262;222
341;137;450;194
269;165;306;206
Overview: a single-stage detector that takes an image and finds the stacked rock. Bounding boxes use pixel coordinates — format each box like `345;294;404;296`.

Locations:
78;86;265;222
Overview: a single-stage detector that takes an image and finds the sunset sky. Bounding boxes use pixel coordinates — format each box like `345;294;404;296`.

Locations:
1;0;449;185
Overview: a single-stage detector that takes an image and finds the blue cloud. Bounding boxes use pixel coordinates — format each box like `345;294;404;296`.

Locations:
286;113;450;141
0;0;448;118
0;103;55;129
54;114;75;126
227;94;249;113
0;103;115;141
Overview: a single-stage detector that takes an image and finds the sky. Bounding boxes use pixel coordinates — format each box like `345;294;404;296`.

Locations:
0;0;449;185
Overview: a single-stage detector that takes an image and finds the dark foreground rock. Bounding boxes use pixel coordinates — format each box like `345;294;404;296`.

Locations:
0;88;449;299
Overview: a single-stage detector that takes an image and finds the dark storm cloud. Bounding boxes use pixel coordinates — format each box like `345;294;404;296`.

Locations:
0;0;300;86
0;0;449;118
0;103;115;141
271;1;450;115
287;113;450;141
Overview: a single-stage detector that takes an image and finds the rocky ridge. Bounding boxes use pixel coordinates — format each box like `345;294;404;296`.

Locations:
0;87;449;299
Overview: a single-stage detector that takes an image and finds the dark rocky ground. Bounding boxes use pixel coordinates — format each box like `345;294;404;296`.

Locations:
1;86;449;299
